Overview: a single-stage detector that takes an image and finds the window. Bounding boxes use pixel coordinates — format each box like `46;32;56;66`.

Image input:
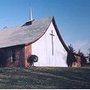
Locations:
12;49;16;62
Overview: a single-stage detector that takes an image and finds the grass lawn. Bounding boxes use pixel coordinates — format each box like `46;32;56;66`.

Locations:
0;67;90;89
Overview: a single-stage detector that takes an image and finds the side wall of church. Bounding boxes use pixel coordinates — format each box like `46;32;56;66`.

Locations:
0;45;24;67
32;22;68;67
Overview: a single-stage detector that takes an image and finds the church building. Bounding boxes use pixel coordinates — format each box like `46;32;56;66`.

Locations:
0;16;69;67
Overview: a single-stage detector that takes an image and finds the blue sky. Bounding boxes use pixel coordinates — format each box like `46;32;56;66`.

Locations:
0;0;90;54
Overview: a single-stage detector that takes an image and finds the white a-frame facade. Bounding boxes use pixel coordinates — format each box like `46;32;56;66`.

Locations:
32;20;68;67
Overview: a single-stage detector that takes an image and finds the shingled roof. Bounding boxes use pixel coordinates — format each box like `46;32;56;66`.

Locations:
0;16;69;52
0;17;53;48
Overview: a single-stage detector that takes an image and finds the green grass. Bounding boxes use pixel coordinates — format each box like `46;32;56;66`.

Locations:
0;67;90;89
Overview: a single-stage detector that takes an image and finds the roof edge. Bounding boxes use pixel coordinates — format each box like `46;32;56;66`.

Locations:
52;17;69;53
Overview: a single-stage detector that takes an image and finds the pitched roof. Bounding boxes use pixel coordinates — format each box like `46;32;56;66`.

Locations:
0;16;69;52
0;17;52;48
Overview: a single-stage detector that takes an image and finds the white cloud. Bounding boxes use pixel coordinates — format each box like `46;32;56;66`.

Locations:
72;40;90;55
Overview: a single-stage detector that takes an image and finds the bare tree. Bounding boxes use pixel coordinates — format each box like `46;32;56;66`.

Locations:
78;50;87;66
